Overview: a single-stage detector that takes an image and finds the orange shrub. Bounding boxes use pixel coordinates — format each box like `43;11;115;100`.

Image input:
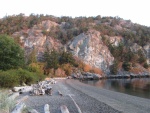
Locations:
61;63;72;76
83;64;92;72
55;68;66;77
90;67;103;75
130;68;143;74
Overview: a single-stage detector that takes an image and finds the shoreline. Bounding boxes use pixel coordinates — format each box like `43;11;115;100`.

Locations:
18;79;120;113
77;74;150;80
17;79;150;113
66;79;150;113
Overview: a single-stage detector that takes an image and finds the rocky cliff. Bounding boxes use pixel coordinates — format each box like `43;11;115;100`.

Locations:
12;20;63;61
10;18;150;74
68;30;114;73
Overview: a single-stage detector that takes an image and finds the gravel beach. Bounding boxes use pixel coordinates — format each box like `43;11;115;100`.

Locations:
20;79;150;113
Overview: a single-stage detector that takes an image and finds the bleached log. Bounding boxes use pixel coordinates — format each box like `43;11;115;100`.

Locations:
44;104;50;113
13;86;32;92
60;105;70;113
11;103;26;113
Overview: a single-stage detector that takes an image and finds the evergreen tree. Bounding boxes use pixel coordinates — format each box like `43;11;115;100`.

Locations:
27;47;37;64
0;35;24;70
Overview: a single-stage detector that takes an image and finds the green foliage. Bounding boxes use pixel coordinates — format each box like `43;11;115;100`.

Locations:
27;48;37;64
46;50;59;70
122;62;132;71
0;14;150;47
0;35;24;70
61;64;72;76
110;60;119;75
137;50;146;63
0;71;19;87
108;43;124;61
43;49;77;76
0;69;44;88
59;51;75;65
0;91;16;112
143;63;149;69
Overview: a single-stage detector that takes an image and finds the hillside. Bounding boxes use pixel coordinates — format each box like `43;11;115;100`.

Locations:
0;14;150;75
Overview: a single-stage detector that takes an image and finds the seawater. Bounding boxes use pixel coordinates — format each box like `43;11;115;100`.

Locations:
82;78;150;99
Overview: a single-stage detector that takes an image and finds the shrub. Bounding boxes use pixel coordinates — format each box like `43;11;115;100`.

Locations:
143;63;149;69
61;64;72;76
0;71;19;88
17;68;44;85
83;64;92;72
110;60;119;75
0;69;45;88
122;62;132;71
90;67;103;75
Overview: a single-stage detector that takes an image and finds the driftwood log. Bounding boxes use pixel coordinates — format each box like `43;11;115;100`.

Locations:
11;103;26;113
44;104;50;113
30;80;56;96
60;105;70;113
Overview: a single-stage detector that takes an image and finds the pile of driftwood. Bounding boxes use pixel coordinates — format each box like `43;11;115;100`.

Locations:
30;79;56;96
12;79;56;96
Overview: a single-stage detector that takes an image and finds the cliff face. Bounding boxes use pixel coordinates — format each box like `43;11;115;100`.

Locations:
12;20;63;61
68;30;114;73
143;44;150;64
11;19;150;74
130;43;150;64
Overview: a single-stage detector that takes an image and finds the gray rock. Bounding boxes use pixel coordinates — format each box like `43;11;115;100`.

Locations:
68;30;114;74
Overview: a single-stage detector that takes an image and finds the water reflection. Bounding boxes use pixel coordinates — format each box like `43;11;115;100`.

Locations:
82;78;150;99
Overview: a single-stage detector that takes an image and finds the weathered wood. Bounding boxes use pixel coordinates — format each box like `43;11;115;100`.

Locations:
60;105;70;113
44;104;50;113
45;88;52;96
11;103;26;113
12;86;32;92
69;95;82;113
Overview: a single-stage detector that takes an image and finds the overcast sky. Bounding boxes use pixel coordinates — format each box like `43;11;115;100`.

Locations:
0;0;149;26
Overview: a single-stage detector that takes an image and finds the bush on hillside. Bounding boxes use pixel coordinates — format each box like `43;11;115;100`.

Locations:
0;69;45;88
110;60;119;75
122;62;132;71
143;62;149;69
0;71;19;88
61;64;72;76
90;67;103;75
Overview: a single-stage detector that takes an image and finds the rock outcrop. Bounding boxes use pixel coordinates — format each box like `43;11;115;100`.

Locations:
11;20;150;74
12;20;63;61
143;44;150;64
68;30;114;73
130;43;150;64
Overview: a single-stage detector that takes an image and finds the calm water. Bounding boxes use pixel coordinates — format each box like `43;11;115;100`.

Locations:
82;78;150;99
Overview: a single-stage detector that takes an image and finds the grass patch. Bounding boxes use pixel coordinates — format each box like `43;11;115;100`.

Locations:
0;90;16;113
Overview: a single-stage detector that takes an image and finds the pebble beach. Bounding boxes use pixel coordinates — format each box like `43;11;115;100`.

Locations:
18;79;150;113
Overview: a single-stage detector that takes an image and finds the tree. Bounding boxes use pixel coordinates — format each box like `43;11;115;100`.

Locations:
47;50;59;70
0;35;24;70
122;62;132;71
27;47;37;64
110;60;119;75
59;51;75;65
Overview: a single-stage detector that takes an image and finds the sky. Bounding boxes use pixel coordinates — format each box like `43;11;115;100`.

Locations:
0;0;149;26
